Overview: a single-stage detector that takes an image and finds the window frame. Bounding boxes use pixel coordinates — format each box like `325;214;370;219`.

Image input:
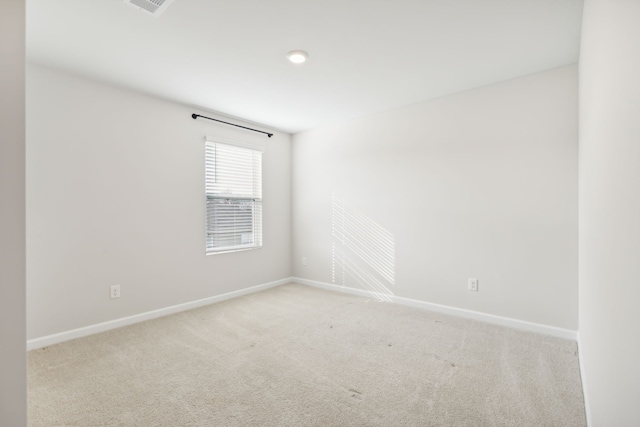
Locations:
204;137;263;255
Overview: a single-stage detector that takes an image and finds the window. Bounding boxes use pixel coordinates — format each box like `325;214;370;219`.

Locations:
205;139;262;253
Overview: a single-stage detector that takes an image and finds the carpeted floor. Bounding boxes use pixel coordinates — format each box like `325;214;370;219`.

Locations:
28;283;586;426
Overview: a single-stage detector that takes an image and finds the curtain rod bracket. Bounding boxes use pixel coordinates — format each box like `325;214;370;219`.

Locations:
192;114;273;138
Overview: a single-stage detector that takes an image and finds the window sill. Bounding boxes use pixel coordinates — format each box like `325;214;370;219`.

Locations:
206;246;262;256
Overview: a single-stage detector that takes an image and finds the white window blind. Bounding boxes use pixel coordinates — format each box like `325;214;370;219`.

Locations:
205;141;262;253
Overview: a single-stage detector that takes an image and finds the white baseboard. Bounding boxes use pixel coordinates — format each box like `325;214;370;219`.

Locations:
27;277;293;351
29;276;577;349
293;277;577;341
577;333;592;426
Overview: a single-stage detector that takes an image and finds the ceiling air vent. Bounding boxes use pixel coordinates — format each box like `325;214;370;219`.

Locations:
124;0;175;17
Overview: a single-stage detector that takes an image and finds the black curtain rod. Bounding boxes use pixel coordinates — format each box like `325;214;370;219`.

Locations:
192;114;273;138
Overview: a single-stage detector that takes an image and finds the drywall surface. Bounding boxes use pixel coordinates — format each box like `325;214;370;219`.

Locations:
579;0;640;425
0;0;27;424
26;64;291;339
292;65;578;330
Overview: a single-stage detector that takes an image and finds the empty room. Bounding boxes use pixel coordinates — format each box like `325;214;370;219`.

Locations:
1;0;639;425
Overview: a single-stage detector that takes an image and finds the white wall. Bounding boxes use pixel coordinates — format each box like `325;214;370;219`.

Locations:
579;0;640;425
293;65;578;330
26;64;291;340
0;0;27;425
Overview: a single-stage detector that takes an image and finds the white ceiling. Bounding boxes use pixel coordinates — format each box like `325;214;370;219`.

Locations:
27;0;583;134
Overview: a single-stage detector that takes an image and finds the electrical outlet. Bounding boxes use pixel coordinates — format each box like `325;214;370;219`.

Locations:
302;257;307;266
110;285;121;299
468;278;478;292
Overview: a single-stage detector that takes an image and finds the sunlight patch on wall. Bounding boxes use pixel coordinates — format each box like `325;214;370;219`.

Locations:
332;194;395;301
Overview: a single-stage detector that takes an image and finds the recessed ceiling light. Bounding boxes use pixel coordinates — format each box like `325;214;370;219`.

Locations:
287;50;309;64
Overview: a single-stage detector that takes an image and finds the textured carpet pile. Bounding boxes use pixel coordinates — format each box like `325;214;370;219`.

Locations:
28;283;586;426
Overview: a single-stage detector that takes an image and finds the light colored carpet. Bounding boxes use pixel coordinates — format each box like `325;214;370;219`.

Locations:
28;283;586;426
